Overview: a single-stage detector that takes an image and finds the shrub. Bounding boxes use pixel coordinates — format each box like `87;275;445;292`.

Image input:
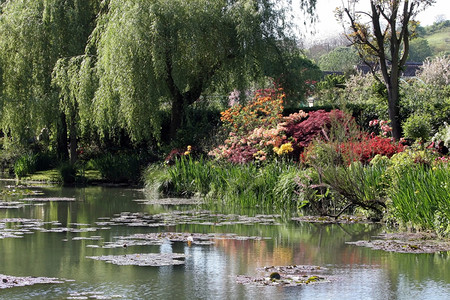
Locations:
90;153;146;183
220;88;284;134
14;153;38;179
402;113;432;142
337;135;405;164
58;162;77;184
416;55;450;87
432;122;450;148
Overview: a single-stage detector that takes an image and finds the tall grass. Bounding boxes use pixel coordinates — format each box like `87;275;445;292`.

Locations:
389;164;450;232
144;156;302;210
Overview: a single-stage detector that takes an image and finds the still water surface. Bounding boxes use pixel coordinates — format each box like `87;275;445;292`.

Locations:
0;182;449;299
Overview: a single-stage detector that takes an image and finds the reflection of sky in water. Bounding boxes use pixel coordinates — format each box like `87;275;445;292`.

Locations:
0;183;449;299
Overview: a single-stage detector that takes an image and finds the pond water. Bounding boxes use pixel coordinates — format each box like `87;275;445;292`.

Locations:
0;181;449;299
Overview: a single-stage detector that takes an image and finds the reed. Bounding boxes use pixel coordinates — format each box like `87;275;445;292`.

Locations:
145;156;302;210
389;164;450;231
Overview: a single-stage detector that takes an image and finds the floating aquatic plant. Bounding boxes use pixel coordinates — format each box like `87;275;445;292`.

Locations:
236;265;328;287
0;274;68;289
86;253;186;266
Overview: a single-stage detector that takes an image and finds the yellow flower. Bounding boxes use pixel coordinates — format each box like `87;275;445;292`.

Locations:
184;151;190;155
275;142;294;155
187;145;192;151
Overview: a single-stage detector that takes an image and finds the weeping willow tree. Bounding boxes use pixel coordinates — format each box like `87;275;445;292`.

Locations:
0;0;99;160
89;0;318;142
1;0;318;161
52;55;97;163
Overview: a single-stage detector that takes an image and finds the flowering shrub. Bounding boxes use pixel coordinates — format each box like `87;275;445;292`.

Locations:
368;119;392;137
220;88;284;134
209;110;309;163
210;109;357;163
165;145;195;165
273;142;294;155
283;109;350;155
338;135;405;164
416;55;450;87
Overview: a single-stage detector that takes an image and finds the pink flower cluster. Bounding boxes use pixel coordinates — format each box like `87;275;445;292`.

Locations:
369;119;392;136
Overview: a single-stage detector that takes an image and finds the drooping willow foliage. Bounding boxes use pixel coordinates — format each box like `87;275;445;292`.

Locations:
0;0;99;156
0;0;318;160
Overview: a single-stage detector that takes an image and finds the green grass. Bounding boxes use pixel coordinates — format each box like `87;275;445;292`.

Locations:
425;27;450;55
20;168;102;183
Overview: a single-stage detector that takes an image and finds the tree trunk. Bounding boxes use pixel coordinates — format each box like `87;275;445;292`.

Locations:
387;64;402;141
56;113;69;162
169;95;184;141
387;73;402;141
69;111;78;165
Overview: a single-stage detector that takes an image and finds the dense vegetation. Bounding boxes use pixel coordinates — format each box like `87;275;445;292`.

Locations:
0;1;449;237
0;0;319;182
146;55;450;236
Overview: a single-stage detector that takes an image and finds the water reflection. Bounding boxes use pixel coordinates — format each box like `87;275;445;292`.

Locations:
0;182;449;299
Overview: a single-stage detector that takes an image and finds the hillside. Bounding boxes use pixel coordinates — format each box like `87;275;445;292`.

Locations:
425;26;450;55
420;21;450;56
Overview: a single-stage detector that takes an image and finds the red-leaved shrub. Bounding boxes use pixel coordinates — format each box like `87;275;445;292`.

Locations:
338;135;405;164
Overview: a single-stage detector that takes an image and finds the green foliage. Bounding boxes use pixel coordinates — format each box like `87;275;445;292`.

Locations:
144;156;302;210
58;162;77;184
389;163;450;233
318;46;360;73
14;154;38;179
90;153;146;183
91;0;317;142
408;38;432;62
0;0;99;151
402;114;432;142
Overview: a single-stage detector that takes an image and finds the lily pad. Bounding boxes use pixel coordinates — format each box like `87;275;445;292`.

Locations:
236;265;329;287
20;197;76;202
346;232;450;253
0;218;43;239
0;201;27;209
86;253;186;266
92;232;268;249
106;210;282;228
0;274;68;289
67;291;123;299
1;187;44;196
134;197;203;205
292;215;371;224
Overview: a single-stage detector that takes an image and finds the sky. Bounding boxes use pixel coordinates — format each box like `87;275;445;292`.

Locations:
297;0;450;44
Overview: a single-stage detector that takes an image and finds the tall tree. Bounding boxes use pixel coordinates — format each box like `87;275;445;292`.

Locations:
0;0;99;161
90;0;318;142
337;0;435;140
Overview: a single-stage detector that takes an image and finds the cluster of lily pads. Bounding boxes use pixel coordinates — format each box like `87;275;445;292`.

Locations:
85;231;268;249
67;291;123;299
0;217;110;240
236;265;329;287
347;232;450;253
100;210;282;228
0;274;71;289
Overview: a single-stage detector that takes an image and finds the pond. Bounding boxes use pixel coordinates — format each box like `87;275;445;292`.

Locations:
0;181;449;299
